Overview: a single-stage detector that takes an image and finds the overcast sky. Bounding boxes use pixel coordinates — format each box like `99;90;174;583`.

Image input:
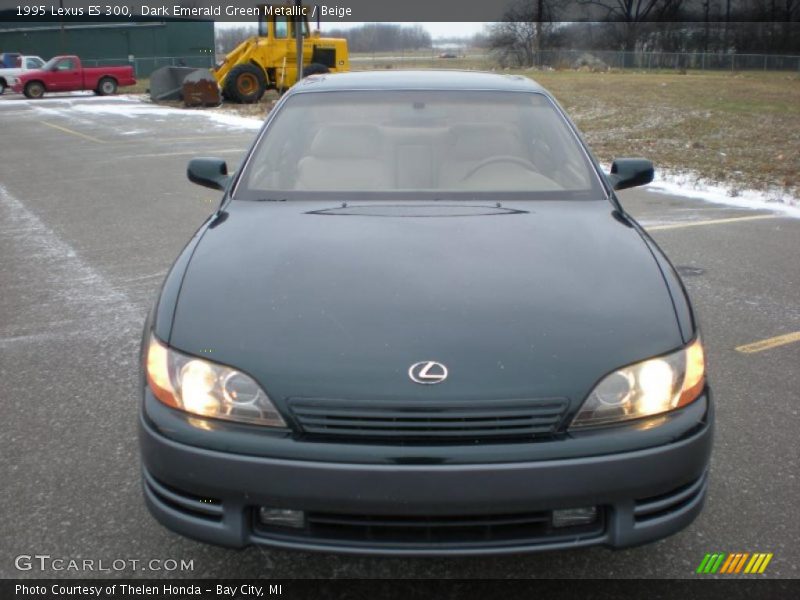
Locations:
217;22;488;39
368;22;487;38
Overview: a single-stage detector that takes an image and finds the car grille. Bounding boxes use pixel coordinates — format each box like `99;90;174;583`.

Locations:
287;397;569;442
254;508;605;548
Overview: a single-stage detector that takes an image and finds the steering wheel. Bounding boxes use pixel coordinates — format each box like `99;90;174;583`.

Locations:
461;155;539;181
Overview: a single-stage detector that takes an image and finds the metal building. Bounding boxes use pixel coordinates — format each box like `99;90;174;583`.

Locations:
0;19;215;77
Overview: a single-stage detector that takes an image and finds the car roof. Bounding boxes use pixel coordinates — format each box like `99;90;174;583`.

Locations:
291;70;547;94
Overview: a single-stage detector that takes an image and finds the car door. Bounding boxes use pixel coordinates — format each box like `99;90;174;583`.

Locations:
49;58;81;91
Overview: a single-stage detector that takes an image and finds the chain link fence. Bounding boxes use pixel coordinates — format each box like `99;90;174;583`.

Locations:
536;50;800;71
82;56;214;78
350;49;800;72
84;51;800;78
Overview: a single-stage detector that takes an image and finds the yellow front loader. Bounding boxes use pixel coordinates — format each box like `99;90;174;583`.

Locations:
215;6;350;103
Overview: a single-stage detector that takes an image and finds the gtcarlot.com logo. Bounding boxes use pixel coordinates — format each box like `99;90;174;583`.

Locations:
696;552;773;574
14;554;194;572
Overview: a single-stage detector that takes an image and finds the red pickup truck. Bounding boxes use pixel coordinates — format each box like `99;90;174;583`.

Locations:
12;55;136;99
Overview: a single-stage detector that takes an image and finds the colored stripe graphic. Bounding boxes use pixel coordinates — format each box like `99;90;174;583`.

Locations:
745;554;760;573
711;553;726;573
719;553;736;573
745;553;774;574
696;554;713;573
734;553;749;573
758;554;773;573
700;553;727;573
698;552;773;574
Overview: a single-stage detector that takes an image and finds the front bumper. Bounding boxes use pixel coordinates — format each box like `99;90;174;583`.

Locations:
139;393;713;556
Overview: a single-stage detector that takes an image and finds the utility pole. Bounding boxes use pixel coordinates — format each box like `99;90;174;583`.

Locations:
59;0;65;54
295;0;303;80
536;0;544;53
723;0;731;52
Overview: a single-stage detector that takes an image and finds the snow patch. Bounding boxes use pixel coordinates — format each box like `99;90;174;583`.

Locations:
202;110;264;130
65;100;264;129
70;102;190;118
0;184;143;344
645;170;800;219
16;95;264;131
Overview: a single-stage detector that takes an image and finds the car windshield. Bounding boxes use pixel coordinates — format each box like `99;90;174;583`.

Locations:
235;90;604;201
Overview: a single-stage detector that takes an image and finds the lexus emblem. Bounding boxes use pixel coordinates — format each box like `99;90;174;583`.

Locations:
408;361;448;385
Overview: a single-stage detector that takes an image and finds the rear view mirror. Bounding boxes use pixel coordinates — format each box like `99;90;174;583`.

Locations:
187;158;230;191
608;158;654;191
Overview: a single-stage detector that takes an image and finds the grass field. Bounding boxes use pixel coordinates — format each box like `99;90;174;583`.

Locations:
139;66;800;198
532;70;799;197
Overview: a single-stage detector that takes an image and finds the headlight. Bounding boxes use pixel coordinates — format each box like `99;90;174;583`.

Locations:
145;334;286;428
570;337;705;429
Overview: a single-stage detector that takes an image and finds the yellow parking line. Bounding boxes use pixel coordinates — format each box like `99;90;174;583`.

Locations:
40;121;105;143
647;214;777;231
111;134;255;144
736;331;800;354
118;148;243;159
149;135;255;142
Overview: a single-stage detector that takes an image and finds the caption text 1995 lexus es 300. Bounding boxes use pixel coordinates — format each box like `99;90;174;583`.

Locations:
139;70;712;556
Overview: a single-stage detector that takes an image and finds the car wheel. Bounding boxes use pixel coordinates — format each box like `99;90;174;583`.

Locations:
303;63;330;78
97;77;118;96
0;79;6;95
223;64;266;104
24;81;45;99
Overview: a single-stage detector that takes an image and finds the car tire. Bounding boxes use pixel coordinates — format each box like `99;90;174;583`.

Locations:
303;63;330;78
97;77;118;96
223;64;267;104
0;79;6;95
23;81;45;99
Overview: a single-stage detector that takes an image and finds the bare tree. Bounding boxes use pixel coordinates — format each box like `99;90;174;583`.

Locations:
325;24;432;52
576;0;685;50
488;0;557;67
216;26;257;54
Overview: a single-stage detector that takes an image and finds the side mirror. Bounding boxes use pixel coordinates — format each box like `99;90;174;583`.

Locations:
187;158;230;191
608;158;654;191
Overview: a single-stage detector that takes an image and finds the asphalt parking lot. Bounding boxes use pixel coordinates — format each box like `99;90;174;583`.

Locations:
1;93;798;579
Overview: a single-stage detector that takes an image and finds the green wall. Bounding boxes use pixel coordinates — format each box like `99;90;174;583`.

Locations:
0;21;214;76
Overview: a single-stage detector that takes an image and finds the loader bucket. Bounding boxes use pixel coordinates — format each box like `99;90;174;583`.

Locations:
182;70;221;107
149;66;198;102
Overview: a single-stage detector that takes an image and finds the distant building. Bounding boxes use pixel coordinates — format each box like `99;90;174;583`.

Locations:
0;19;215;77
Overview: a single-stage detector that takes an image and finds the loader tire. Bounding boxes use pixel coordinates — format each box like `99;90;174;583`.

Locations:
303;63;330;77
224;64;266;104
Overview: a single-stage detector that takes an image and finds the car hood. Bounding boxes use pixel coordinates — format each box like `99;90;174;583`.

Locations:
169;200;683;408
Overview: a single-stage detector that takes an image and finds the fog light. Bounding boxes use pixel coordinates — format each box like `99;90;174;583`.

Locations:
258;507;305;529
552;507;597;528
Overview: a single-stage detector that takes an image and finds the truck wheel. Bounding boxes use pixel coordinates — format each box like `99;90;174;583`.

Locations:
96;77;118;96
303;63;330;78
223;64;266;104
24;81;45;99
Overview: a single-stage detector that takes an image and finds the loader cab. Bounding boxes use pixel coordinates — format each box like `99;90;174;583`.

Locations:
258;12;311;40
255;5;347;74
215;5;349;103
